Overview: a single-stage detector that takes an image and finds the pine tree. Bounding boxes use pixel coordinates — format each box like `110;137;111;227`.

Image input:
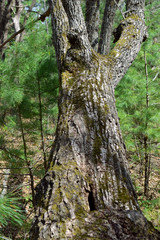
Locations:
115;0;160;197
0;3;58;237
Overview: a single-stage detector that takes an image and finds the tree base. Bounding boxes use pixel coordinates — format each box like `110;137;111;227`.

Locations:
30;207;160;239
75;209;160;240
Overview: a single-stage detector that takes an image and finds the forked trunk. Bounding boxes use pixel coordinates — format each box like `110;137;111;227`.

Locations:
30;0;160;239
30;51;159;240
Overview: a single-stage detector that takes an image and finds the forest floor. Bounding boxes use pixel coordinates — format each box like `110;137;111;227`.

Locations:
0;126;160;237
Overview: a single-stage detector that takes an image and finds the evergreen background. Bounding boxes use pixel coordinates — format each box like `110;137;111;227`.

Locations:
0;0;159;238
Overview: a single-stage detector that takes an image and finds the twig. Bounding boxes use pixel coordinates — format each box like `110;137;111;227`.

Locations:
152;72;159;81
0;8;50;50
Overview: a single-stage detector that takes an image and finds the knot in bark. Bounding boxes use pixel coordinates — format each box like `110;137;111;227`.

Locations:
67;29;82;49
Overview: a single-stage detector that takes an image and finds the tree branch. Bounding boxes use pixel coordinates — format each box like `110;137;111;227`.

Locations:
0;7;50;50
98;0;118;55
126;0;145;20
48;0;70;71
108;0;147;88
61;0;92;62
85;0;100;50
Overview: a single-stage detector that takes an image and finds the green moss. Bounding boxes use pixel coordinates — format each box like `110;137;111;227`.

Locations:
93;135;102;163
75;203;87;219
117;186;131;204
106;14;142;67
125;14;142;21
59;221;67;237
104;103;109;114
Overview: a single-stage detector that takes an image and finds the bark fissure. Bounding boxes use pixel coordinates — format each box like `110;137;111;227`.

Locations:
30;0;160;239
88;187;97;211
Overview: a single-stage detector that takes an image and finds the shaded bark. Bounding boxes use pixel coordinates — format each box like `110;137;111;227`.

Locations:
0;0;13;60
30;0;160;239
98;0;118;55
86;0;100;50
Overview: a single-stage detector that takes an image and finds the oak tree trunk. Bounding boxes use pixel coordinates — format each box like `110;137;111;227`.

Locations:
30;0;160;239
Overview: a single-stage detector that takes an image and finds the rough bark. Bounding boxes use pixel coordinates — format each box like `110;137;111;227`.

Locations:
12;0;23;42
0;0;13;60
30;0;160;239
98;0;118;55
0;169;10;197
86;0;100;50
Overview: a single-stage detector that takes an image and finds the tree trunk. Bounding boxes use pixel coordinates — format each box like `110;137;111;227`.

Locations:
12;0;23;42
86;0;100;50
0;0;13;60
30;0;160;239
98;0;118;55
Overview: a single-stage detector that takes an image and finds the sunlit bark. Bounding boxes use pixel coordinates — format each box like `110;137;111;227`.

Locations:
30;0;160;239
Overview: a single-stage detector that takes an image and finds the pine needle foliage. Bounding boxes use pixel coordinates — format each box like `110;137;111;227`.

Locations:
0;194;25;228
0;4;59;237
115;0;160;158
115;0;160;226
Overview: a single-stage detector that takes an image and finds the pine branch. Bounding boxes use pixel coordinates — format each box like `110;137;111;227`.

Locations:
0;7;50;50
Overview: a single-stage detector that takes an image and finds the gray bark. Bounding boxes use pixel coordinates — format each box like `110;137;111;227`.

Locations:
12;0;23;42
19;0;37;41
30;0;160;239
98;0;118;55
86;0;100;50
0;169;10;198
0;0;13;60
